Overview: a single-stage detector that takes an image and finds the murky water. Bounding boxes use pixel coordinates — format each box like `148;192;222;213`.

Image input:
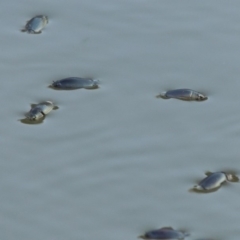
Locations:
1;1;240;239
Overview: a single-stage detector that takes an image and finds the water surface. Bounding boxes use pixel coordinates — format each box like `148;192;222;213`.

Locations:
1;1;240;240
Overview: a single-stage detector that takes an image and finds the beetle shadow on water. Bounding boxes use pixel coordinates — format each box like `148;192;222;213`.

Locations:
19;116;45;125
188;186;221;194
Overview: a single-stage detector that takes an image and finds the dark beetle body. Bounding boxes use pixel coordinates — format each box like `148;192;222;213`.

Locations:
50;77;99;90
193;171;239;191
25;101;57;121
194;172;226;191
26;107;45;120
158;89;207;101
139;227;189;240
22;15;48;34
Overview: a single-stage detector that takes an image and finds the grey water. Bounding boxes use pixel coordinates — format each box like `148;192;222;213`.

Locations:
1;0;240;239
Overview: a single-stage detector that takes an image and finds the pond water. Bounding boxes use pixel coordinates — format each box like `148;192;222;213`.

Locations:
1;1;240;239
